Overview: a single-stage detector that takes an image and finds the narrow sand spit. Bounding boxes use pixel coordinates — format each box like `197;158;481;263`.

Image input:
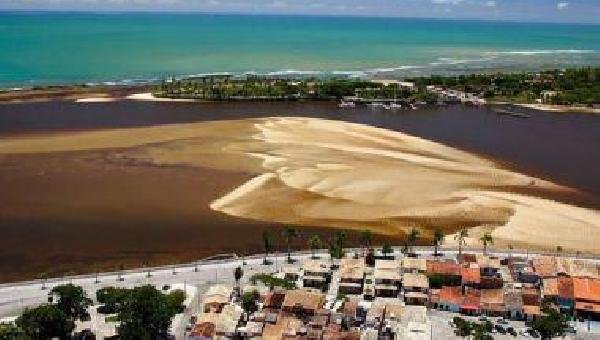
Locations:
126;92;200;102
75;97;118;103
1;117;598;252
514;103;600;114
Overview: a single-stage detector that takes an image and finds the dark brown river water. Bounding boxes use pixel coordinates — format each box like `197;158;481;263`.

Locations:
0;100;598;282
1;100;599;196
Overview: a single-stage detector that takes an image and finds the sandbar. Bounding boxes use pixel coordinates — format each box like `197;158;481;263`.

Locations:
1;117;598;254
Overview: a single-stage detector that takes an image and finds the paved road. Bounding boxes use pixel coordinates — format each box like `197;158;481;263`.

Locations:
0;252;313;339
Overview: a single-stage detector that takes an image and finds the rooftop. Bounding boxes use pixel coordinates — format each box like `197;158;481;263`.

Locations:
426;260;461;276
573;277;600;303
303;259;330;274
476;255;501;269
542;277;559;296
403;273;429;288
339;258;365;280
282;289;326;311
402;258;427;272
461;266;481;284
439;286;462;305
374;268;402;281
481;289;504;304
375;259;401;270
196;304;242;334
503;287;523;310
262;316;303;340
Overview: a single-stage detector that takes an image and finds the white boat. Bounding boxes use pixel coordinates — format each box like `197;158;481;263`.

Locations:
388;102;403;109
367;102;385;108
338;101;356;108
410;104;418;110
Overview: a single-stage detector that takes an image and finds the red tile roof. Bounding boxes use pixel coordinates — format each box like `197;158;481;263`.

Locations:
439;286;462;305
262;291;286;309
461;267;481;284
575;301;600;313
573;278;600;303
461;290;481;310
558;277;574;299
458;254;477;264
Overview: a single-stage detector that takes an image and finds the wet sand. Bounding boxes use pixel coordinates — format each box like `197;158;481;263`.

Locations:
0;117;598;282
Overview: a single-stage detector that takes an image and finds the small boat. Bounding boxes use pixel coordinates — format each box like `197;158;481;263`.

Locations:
510;112;532;119
410;104;418;110
388;102;403;110
338;101;356;108
494;108;532;118
367;102;386;108
494;109;512;115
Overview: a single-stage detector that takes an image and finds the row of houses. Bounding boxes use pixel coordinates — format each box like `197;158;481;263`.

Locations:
189;251;600;339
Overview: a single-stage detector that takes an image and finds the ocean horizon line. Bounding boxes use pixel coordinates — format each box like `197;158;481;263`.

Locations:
2;10;600;26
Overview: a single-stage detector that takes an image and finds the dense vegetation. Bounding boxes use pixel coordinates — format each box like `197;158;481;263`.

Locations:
527;303;570;339
250;273;296;290
155;67;600;106
5;284;93;339
452;316;493;339
154;76;426;102
96;285;186;339
1;284;185;339
408;67;600;105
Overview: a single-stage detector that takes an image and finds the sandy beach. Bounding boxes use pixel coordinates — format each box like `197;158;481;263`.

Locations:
126;92;200;102
1;117;598;263
513;103;600;114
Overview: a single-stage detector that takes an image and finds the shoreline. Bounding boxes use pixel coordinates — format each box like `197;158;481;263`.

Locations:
1;118;598;251
0;85;147;104
513;103;600;114
0;104;598;282
0;246;597;289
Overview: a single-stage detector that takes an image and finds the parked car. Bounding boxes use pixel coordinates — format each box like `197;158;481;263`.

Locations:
494;325;506;334
527;328;540;338
507;327;517;336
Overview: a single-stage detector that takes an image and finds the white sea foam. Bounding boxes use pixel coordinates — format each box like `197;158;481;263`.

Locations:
484;49;597;56
266;69;322;76
429;57;495;66
48;48;599;87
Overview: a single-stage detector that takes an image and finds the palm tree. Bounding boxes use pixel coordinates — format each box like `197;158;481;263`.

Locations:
382;242;393;257
308;235;322;259
262;230;273;265
408;228;420;254
480;232;493;255
234;266;244;288
454;228;469;258
117;264;125;282
142;260;151;278
433;229;444;257
39;272;48;290
360;230;373;256
282;227;298;263
334;231;347;252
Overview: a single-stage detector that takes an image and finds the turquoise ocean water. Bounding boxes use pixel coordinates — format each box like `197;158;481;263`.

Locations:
1;12;600;87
